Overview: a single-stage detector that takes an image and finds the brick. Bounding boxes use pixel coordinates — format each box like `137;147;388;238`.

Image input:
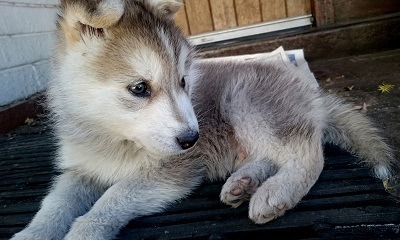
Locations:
0;32;56;70
8;0;59;5
0;5;58;36
0;60;50;106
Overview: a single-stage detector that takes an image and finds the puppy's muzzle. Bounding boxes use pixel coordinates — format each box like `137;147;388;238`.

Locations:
176;130;199;150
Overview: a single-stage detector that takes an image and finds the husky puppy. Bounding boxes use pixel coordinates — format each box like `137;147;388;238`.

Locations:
12;0;397;239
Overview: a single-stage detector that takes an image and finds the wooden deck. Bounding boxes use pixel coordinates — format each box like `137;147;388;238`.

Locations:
0;129;399;239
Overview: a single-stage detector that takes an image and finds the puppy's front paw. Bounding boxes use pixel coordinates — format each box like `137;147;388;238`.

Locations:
248;181;295;224
220;173;260;208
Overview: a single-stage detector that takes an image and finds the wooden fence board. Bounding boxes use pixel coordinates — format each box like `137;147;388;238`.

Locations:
175;0;312;35
174;6;190;35
286;0;311;17
210;0;237;31
333;0;400;23
312;0;335;26
234;0;262;26
185;0;213;35
260;0;287;22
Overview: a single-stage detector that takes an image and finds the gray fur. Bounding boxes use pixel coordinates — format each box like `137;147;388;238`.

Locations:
12;0;397;239
321;94;395;178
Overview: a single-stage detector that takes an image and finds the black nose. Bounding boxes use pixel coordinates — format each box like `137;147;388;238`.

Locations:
176;130;199;150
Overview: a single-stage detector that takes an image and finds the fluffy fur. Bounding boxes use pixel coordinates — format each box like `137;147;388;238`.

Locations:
12;0;397;239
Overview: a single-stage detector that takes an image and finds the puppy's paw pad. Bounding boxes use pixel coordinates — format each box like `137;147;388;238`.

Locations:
276;204;285;210
240;176;251;185
248;185;293;224
249;199;286;224
221;175;260;208
240;176;260;194
230;187;243;196
220;182;246;208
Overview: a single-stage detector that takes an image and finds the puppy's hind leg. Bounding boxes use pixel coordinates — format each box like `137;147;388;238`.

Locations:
249;139;324;224
11;172;104;240
220;158;278;208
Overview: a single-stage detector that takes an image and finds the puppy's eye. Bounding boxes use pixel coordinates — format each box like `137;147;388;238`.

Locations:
180;77;186;89
128;82;150;97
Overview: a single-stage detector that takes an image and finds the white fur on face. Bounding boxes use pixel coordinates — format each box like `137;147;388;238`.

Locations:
129;46;165;83
122;46;199;155
174;92;199;131
158;28;176;65
127;98;185;156
104;28;197;154
55;18;198;157
98;0;125;14
163;33;198;131
117;40;198;155
146;0;183;17
178;44;190;76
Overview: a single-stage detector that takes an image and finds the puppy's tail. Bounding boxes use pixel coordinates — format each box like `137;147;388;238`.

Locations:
322;94;396;180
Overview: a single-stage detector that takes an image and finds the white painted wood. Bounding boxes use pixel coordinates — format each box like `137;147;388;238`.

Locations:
189;15;312;45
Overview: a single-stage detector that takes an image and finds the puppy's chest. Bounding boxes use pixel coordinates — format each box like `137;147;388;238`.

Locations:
193;124;247;179
57;144;158;185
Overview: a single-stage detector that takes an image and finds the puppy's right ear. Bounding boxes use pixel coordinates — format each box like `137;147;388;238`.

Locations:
147;0;183;19
58;0;124;44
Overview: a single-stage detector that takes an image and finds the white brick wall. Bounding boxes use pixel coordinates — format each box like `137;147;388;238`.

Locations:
0;0;58;106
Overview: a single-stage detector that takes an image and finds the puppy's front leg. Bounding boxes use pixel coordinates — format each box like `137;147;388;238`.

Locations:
65;176;198;240
249;141;324;223
220;158;278;208
11;172;104;240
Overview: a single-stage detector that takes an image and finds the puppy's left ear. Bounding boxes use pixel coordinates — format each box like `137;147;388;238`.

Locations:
147;0;183;19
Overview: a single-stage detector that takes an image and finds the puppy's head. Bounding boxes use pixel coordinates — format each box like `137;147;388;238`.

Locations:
53;0;199;156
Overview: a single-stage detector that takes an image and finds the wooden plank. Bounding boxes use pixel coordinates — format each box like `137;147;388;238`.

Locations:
174;6;190;35
312;0;335;26
189;16;312;45
184;0;213;35
0;94;44;134
2;128;400;239
313;0;400;27
120;206;400;239
286;0;311;17
333;0;400;24
122;193;394;230
197;17;400;61
260;0;287;22
234;0;262;26
209;0;237;31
